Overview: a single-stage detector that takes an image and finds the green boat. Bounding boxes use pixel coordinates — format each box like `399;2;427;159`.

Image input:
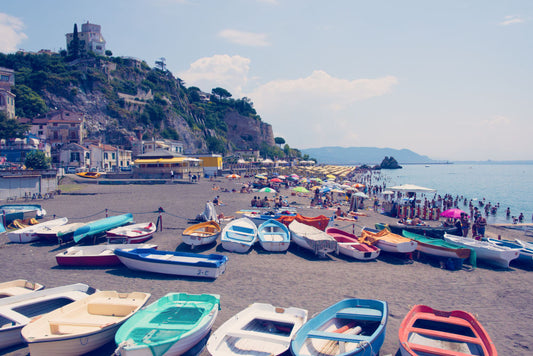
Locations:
115;293;220;356
65;213;133;243
401;229;477;268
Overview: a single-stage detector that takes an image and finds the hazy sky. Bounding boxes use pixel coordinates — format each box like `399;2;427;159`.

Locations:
1;0;531;161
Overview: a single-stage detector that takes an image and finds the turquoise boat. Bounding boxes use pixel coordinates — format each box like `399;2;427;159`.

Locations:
402;230;477;269
291;298;388;356
64;213;133;243
114;293;220;356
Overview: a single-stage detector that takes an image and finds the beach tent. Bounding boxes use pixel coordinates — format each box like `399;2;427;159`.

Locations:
259;187;277;193
389;184;436;193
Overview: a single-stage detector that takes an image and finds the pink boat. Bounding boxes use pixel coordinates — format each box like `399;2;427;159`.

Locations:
326;227;381;261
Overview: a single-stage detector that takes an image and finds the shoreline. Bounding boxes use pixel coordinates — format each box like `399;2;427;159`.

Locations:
1;178;532;355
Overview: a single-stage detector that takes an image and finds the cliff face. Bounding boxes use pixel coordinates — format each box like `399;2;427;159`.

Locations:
224;111;275;149
9;54;274;154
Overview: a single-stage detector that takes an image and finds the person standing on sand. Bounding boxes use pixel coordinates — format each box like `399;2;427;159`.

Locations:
460;213;470;237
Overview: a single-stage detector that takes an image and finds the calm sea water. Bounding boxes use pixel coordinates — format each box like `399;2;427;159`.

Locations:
371;163;532;224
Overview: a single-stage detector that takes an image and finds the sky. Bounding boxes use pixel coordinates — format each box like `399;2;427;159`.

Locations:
1;0;532;161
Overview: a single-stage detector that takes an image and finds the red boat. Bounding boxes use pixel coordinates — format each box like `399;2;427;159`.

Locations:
277;213;330;231
326;227;380;260
399;304;497;356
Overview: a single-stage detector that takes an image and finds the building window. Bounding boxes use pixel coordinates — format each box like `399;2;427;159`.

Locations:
104;153;108;160
112;153;116;159
70;152;80;162
0;75;9;82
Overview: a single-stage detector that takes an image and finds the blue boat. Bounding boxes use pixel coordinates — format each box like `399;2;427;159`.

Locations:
114;248;228;279
257;219;290;252
488;238;533;264
66;213;134;243
291;298;388;356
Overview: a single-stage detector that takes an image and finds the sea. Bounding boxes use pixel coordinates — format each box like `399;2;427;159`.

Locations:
367;163;532;224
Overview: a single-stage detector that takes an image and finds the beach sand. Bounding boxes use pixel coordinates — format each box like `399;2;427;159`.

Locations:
1;178;532;355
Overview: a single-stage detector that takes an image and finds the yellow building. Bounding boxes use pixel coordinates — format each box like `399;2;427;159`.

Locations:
190;154;222;177
133;151;202;179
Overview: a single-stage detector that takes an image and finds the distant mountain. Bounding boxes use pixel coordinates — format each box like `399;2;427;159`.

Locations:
301;146;443;165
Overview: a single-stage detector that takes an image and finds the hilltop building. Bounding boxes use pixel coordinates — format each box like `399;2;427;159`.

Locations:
66;21;106;56
0;67;16;119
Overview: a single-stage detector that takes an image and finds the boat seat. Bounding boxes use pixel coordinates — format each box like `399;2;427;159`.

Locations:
336;307;383;322
306;330;371;343
225;330;288;344
406;341;484;356
87;299;138;317
48;318;114;334
409;327;483;346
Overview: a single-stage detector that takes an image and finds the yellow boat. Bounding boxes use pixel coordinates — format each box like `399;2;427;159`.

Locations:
75;172;101;179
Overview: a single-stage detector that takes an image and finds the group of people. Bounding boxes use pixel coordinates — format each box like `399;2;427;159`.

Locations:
450;212;487;238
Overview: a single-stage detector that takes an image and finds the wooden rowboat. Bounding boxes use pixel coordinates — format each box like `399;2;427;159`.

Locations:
221;217;258;253
207;302;308;355
0;279;44;299
289;220;337;258
291;298;388;356
7;217;68;243
21;290;150;356
360;228;417;254
55;243;158;266
277;213;330;231
399;304;497;356
115;293;220;355
182;220;221;248
106;222;157;244
326;227;380;261
0;283;94;350
257;219;291;252
115;248;228;279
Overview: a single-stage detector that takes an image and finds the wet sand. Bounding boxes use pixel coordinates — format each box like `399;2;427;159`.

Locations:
1;178;532;355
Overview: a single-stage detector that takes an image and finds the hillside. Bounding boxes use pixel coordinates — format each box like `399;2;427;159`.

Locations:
300;146;442;165
0;52;276;155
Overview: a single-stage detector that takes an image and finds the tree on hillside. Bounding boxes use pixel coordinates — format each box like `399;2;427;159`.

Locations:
12;85;47;118
68;24;81;60
275;137;286;147
212;87;232;99
24;150;50;170
0;112;29;140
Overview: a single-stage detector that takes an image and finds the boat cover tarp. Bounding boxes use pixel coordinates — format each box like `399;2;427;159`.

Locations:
195;202;219;223
277;214;330;231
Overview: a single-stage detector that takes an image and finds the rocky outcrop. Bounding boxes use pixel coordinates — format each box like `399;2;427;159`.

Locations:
224;111;275;149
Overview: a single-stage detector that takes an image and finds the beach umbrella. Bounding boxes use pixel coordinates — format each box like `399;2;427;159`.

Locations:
277;175;286;179
293;186;310;193
353;183;365;188
259;187;277;193
389;184;436;193
441;208;468;219
270;178;283;183
353;191;369;198
326;174;336;179
382;190;395;195
255;174;267;179
226;174;241;179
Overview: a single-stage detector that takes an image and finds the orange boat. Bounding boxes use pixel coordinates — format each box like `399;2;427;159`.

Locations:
399;304;497;356
277;213;330;231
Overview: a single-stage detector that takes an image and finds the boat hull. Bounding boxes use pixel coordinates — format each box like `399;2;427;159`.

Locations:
289;220;337;258
207;303;308;355
360;228;417;254
115;248;228;279
115;293;220;356
489;238;533;264
182;221;221;248
399;304;497;356
444;233;520;268
55;244;158;266
291;298;388;356
7;217;68;244
326;228;380;261
221;217;258;253
106;222;156;244
258;219;291;252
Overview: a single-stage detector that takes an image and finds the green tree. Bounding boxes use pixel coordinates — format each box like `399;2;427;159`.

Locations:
0;112;28;140
211;87;232;99
105;50;113;57
24;150;50;169
275;137;286;147
68;23;81;59
12;84;47;117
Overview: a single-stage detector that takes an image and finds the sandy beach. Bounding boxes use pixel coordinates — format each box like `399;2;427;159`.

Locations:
1;177;532;355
